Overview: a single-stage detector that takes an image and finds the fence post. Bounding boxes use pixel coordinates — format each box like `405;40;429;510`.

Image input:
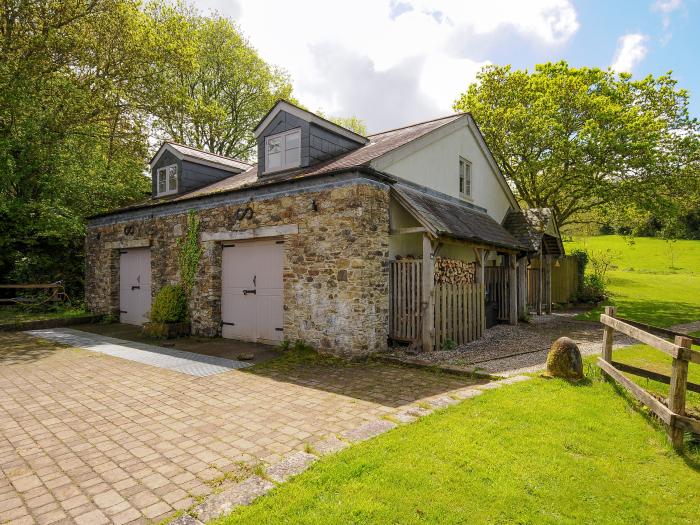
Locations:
668;335;692;449
421;234;436;352
508;253;518;325
601;305;616;363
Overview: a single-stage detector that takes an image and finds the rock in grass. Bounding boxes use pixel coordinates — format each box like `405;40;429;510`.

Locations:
545;337;583;380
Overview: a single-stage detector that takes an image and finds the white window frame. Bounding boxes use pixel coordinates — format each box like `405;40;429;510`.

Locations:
264;128;301;173
459;156;472;200
156;164;178;196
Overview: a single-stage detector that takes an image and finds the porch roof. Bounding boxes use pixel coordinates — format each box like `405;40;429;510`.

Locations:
502;208;565;256
392;184;527;251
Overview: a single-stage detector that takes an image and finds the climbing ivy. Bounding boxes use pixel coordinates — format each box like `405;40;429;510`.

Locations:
176;210;204;297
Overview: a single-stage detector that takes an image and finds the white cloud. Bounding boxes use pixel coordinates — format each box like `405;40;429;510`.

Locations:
610;33;648;72
194;0;579;131
652;0;683;38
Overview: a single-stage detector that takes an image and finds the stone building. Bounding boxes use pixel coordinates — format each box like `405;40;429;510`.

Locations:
86;101;562;357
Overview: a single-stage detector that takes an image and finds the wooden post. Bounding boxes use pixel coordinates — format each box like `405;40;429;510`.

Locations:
473;248;485;285
601;305;616;363
517;257;528;318
668;335;692;449
508;254;518;325
545;254;553;314
537;251;543;315
421;234;436;352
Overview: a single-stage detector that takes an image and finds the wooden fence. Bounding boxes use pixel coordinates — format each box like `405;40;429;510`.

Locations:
389;260;422;342
529;255;579;304
598;306;700;449
434;283;485;349
389;260;484;349
485;266;509;321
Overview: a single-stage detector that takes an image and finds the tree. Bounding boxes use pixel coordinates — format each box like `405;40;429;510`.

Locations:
146;2;294;160
453;62;700;228
0;0;154;292
325;115;368;136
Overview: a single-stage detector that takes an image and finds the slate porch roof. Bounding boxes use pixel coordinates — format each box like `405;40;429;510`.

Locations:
393;183;527;251
501;208;564;256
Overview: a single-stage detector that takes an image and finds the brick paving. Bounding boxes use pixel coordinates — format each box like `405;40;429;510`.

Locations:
0;331;480;524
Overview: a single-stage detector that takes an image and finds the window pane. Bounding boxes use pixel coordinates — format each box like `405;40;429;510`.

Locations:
285;130;301;150
167;165;177;191
158;170;166;193
268;151;281;170
464;163;471;196
267;137;281;154
285;147;301;168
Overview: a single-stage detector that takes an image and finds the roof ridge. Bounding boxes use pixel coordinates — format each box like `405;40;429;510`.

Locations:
166;141;253;165
368;113;466;138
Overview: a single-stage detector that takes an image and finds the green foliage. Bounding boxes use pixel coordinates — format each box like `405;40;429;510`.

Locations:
176;210;203;296
454;62;700;229
149;284;188;323
146;1;294;160
0;1;293;297
441;339;457;350
578;274;606;303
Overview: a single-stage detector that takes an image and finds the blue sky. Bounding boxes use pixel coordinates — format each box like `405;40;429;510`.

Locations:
194;0;699;132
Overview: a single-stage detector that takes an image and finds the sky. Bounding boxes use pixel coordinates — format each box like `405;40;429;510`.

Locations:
193;0;699;134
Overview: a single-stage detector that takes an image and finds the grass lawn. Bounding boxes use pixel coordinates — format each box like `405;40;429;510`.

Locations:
564;235;700;327
215;374;700;525
0;305;88;324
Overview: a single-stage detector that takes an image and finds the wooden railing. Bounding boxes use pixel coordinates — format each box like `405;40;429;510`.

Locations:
598;306;700;449
434;282;484;349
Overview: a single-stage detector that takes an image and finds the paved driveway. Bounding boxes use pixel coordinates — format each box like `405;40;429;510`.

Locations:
0;331;479;524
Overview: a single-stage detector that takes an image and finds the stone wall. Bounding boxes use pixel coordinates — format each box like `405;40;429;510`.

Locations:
85;182;390;358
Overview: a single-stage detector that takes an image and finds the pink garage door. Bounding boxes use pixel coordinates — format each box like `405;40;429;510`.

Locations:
221;240;284;344
119;248;152;325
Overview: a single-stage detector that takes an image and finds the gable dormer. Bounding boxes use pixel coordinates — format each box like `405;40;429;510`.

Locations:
149;142;251;198
254;101;368;175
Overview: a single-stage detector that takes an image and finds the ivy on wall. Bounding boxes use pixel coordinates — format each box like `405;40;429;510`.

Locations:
176;210;204;297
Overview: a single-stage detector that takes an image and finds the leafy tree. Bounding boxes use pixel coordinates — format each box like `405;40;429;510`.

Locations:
454;62;700;228
146;2;294;160
325;115;368;136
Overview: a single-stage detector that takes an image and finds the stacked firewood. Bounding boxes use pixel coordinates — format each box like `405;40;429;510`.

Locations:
434;257;476;284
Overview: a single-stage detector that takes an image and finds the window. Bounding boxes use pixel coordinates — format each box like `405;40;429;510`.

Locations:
265;128;301;173
156;164;178;196
459;157;472;199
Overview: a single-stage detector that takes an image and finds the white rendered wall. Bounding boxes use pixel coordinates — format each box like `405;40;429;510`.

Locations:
375;123;513;223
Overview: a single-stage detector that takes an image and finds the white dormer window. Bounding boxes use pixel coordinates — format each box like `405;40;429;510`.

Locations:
157;164;178;196
459;157;472;199
265;128;301;173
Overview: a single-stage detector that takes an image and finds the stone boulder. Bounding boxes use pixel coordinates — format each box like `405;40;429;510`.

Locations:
546;337;583;380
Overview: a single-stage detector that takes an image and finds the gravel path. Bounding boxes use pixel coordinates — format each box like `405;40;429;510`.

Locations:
388;313;636;377
670;320;700;335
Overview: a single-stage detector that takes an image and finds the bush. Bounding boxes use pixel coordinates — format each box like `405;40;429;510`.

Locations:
578;274;606;303
149;284;188;323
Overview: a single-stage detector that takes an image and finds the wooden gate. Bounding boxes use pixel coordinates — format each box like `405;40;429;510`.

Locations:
434;283;484;348
389;260;423;342
485;266;509;321
389;260;485;348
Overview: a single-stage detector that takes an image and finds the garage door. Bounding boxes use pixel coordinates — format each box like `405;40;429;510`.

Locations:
119;248;152;325
221;239;284;344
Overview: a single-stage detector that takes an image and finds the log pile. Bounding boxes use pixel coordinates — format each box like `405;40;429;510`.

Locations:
434;257;476;284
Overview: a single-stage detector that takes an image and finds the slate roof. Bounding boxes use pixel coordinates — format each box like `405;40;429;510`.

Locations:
393;184;526;251
502;208;564;255
163;142;253;172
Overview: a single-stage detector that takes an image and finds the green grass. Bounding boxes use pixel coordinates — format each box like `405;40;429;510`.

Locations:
0;305;88;324
215;375;700;525
564;235;700;327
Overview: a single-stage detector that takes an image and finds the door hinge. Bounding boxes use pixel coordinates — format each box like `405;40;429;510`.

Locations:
119;250;128;254
275;240;284;244
119;310;127;314
275;327;283;332
221;321;235;326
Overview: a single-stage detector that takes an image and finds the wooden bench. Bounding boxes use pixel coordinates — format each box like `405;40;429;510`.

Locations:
0;283;66;305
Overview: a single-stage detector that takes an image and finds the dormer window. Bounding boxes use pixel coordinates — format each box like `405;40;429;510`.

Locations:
459;157;472;199
157;164;178;196
265;128;301;173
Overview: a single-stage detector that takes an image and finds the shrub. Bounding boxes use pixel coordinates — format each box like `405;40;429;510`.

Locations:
578;274;606;303
149;285;188;323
